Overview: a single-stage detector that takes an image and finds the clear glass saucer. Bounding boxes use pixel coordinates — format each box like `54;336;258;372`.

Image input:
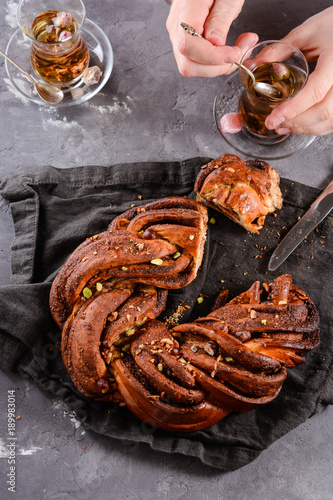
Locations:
5;18;113;107
213;71;315;160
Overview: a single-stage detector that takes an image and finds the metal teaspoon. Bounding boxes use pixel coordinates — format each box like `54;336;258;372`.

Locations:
180;22;283;100
0;49;64;104
234;62;282;100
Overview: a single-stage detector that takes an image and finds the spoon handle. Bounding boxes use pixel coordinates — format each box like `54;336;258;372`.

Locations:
180;22;204;38
0;49;35;84
234;62;256;85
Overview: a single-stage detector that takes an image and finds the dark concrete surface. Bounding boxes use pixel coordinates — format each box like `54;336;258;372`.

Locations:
0;0;332;499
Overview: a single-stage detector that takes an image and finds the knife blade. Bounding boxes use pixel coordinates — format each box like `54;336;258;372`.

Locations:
268;179;333;271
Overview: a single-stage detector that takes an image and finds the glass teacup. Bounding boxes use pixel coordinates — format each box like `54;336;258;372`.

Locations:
237;40;309;145
17;0;89;86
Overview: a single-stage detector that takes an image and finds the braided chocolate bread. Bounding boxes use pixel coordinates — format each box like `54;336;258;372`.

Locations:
49;196;319;432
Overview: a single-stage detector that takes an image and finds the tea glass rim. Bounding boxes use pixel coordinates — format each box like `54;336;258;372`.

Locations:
238;39;309;103
16;0;87;45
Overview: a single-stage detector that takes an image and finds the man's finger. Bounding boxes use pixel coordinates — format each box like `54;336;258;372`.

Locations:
175;51;234;77
275;85;333;136
266;52;333;130
204;0;245;46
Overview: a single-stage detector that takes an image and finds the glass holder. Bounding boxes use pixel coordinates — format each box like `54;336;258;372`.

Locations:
5;18;113;107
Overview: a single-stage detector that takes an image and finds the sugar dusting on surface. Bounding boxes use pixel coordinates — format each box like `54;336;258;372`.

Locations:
52;401;85;435
5;0;18;29
85;96;133;114
66;410;82;430
18;445;43;456
0;438;43;457
41;116;81;130
37;96;133;130
0;438;7;458
39;108;81;131
4;77;31;105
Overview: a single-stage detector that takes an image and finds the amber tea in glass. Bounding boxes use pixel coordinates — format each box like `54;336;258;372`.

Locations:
237;41;309;145
17;0;89;86
30;10;89;84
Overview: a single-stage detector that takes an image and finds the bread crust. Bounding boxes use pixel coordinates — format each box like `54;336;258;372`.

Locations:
194;154;283;233
49;194;319;432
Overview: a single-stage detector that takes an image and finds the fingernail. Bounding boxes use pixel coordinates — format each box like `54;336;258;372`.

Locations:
267;116;285;130
276;127;291;135
211;30;225;40
208;30;226;47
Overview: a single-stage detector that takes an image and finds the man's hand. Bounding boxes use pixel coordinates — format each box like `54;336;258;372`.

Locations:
265;7;333;136
166;0;258;77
